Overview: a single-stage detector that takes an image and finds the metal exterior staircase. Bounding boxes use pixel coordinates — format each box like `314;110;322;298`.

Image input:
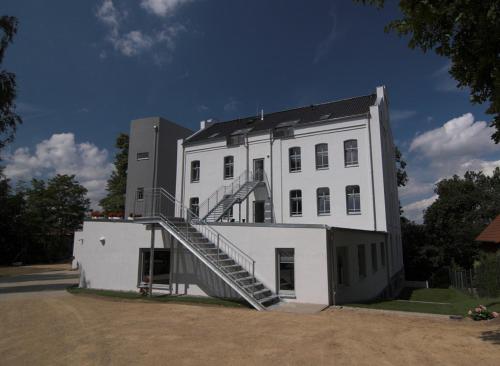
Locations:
135;188;280;311
203;181;261;222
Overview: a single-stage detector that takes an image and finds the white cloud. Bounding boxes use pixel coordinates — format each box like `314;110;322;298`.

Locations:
95;0;186;58
313;6;338;64
2;133;113;209
410;113;498;159
223;98;240;113
400;112;500;222
140;0;193;17
402;195;438;223
391;109;417;122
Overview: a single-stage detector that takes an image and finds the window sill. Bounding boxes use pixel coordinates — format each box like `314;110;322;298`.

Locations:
317;212;331;216
289;170;302;173
344;164;359;168
223;177;233;180
347;211;361;215
290;214;303;217
316;167;329;171
191;180;200;183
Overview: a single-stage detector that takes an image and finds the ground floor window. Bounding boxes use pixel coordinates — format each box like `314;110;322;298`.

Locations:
336;246;349;286
277;248;295;295
139;249;170;286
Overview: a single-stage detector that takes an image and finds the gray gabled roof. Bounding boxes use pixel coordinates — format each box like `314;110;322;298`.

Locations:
185;93;376;145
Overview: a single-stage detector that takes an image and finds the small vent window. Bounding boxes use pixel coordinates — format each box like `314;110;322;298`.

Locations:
137;152;149;160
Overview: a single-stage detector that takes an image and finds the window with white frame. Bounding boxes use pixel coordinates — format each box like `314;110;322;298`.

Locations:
344;139;358;166
289;190;302;216
277;248;295;295
346;185;361;214
315;143;329;169
136;152;149;160
189;197;199;217
191;160;200;182
136;187;144;200
223;156;234;179
289;147;301;172
317;187;330;215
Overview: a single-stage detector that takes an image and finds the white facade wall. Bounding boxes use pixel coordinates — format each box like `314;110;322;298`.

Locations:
73;221;332;304
211;223;330;305
177;117;382;231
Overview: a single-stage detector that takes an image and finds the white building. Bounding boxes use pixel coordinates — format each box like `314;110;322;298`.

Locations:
73;86;404;310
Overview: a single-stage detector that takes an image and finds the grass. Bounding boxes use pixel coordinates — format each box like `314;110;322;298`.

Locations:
66;285;250;308
346;288;500;316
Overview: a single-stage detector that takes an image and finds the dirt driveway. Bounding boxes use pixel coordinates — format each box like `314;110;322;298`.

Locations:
0;266;499;365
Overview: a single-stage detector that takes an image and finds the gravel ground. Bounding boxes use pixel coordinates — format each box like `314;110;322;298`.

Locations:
0;265;499;365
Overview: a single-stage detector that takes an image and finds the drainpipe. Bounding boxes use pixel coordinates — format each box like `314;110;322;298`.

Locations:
148;124;159;297
245;135;249;221
269;131;274;222
367;112;377;231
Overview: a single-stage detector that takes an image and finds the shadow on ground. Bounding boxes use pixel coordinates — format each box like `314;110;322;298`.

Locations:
480;329;500;345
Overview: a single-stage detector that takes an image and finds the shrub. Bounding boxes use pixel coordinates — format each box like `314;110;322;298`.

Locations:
467;305;499;321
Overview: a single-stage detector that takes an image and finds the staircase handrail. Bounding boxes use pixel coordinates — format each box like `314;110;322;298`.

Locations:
141;187;256;271
199;169;251;220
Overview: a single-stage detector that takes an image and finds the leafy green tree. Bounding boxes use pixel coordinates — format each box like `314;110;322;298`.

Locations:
0;16;22;151
100;133;128;213
395;146;408;187
424;168;500;269
356;1;500;143
25;174;90;262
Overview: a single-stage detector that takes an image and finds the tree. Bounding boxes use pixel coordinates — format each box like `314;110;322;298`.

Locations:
25;174;90;262
356;1;500;143
395;146;408;187
0;16;22;151
424;168;500;269
100;133;128;213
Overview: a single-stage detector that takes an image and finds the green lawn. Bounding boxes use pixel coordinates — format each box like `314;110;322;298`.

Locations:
66;286;250;308
347;288;500;316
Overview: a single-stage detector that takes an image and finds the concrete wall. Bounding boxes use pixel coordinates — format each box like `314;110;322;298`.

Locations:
211;223;330;305
331;228;389;304
73;220;239;298
124;117;192;216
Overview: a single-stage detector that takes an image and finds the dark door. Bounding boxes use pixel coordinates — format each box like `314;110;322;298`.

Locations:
253;158;264;181
253;201;265;223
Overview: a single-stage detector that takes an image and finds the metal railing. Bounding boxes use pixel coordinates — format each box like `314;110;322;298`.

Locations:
198;170;252;219
134;187;257;292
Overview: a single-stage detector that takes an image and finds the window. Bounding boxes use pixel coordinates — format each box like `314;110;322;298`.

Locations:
371;243;378;272
224;156;234;179
191;161;200;182
136;152;149;160
380;242;386;267
346;185;361;214
139;249;170;286
289;190;302;216
315;143;329;169
344;139;358;166
357;244;366;279
277;248;295;295
336;247;349;286
136;187;144;201
317;187;330;215
289;147;301;172
189;197;199;217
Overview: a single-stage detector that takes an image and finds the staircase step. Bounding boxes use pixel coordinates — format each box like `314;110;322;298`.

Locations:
253;288;270;296
258;295;280;305
242;282;262;289
236;276;254;282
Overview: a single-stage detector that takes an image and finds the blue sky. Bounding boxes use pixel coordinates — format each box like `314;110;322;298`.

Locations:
2;0;499;220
